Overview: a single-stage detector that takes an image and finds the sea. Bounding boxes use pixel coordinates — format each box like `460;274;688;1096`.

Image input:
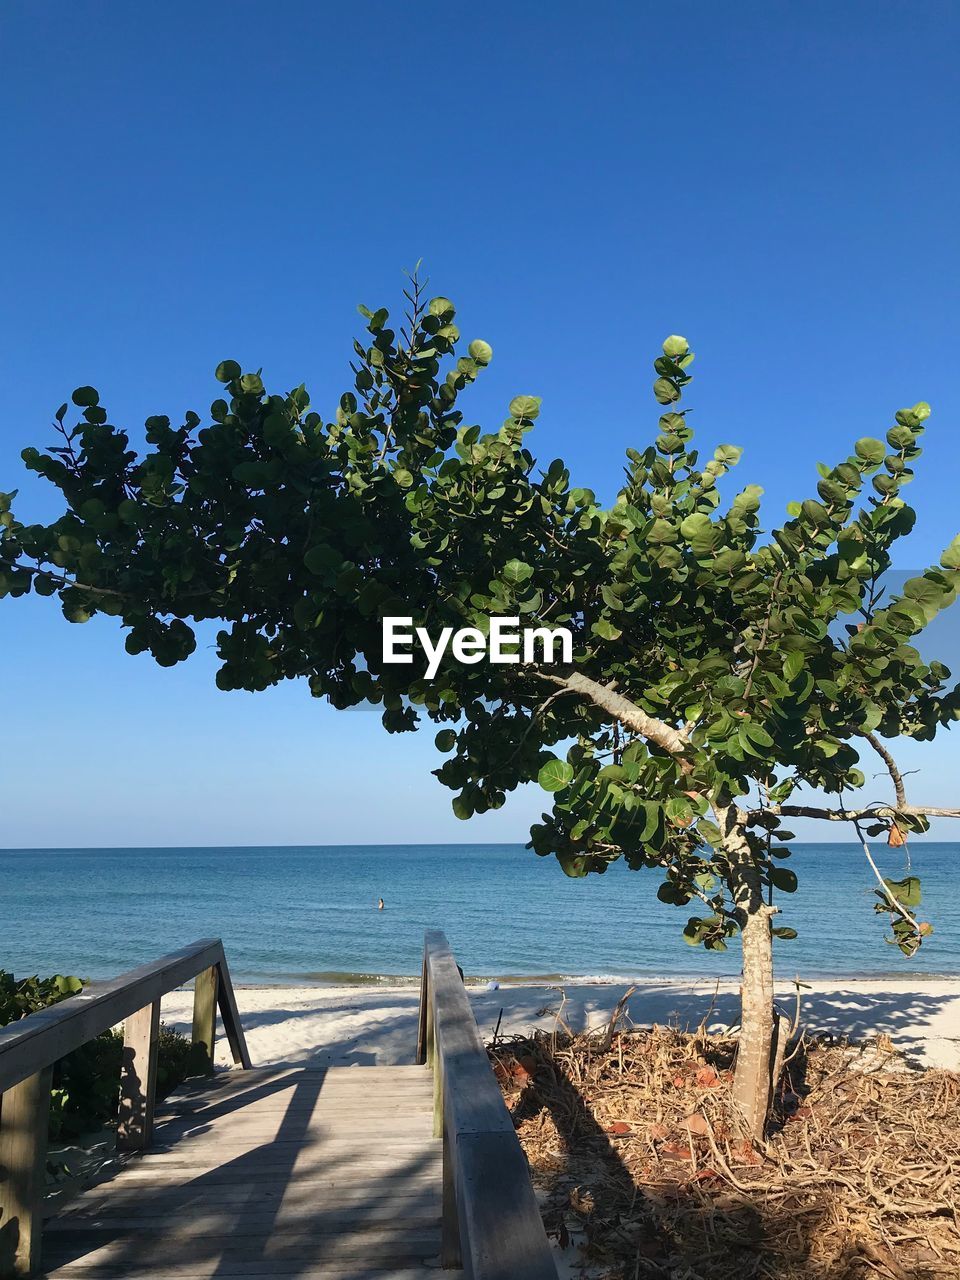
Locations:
2;843;958;985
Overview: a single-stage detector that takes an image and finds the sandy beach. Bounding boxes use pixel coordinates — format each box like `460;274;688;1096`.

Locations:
161;975;960;1074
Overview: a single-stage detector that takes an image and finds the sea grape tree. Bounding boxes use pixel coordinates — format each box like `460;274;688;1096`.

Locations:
3;274;960;1138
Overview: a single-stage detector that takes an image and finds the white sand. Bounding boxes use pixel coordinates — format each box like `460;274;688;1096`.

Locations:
160;975;960;1073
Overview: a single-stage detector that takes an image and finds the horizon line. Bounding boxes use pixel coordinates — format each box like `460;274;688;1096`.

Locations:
5;839;957;853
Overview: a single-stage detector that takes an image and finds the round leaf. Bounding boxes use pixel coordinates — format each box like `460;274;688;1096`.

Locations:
538;757;574;792
508;395;541;421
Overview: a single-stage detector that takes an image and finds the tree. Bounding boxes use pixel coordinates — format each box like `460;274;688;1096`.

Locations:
3;273;960;1139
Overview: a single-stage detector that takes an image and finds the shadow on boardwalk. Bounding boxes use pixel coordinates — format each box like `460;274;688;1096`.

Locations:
41;1066;445;1279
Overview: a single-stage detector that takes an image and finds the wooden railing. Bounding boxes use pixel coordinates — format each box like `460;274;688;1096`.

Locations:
0;938;250;1278
416;930;557;1279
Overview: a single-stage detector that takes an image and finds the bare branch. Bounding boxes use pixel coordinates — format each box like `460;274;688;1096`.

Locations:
26;566;130;600
856;730;906;808
757;803;960;822
532;669;692;768
854;817;922;952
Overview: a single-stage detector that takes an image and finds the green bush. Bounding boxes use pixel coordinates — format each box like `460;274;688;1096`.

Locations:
1;969;212;1141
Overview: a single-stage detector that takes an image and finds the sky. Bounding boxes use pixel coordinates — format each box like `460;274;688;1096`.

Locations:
1;1;959;848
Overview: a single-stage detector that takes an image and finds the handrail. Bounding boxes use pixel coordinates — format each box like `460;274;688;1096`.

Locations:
0;938;251;1277
416;930;557;1280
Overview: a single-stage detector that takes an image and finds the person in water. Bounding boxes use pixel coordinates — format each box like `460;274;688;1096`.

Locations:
378;897;384;910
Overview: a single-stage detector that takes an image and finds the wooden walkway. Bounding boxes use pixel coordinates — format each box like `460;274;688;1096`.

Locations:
1;935;557;1280
41;1065;452;1279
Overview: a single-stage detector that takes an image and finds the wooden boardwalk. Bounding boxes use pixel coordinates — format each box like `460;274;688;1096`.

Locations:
1;935;556;1280
41;1064;453;1279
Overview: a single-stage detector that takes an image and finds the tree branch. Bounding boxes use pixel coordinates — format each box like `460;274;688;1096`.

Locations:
854;816;921;949
25;565;130;600
23;564;214;605
856;730;906;808
532;669;692;768
757;803;960;822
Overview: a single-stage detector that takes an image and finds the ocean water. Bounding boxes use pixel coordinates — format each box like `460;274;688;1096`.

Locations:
1;843;958;985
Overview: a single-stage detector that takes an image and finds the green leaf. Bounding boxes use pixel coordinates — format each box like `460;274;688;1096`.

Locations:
940;534;960;571
653;377;679;405
770;866;798;893
215;360;241;384
783;651;805;681
883;876;922;908
502;558;534;585
435;729;457;752
428;296;455;318
71;386;99;408
591;618;622;641
741;720;774;748
468;339;493;366
508;395;541;421
679;512;721;556
665;796;693;826
662;334;689;358
538;757;574;792
854;437;886;465
772;926;798;940
303;545;341;574
557;852;588;878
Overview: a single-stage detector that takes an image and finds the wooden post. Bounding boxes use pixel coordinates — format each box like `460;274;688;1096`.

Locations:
424;987;435;1071
214;958;251;1070
416;947;429;1065
441;1122;462;1268
192;966;218;1069
0;1065;53;1278
432;1043;444;1140
116;1001;160;1151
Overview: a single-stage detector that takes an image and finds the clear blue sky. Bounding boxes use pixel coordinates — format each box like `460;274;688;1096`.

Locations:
2;2;958;847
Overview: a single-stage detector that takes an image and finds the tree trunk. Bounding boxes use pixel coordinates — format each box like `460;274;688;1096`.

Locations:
732;895;777;1140
720;809;779;1141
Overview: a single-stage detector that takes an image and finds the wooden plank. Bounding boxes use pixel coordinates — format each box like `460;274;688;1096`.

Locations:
423;931;558;1280
48;1206;442;1232
214;961;251;1069
116;1002;160;1152
165;1069;429;1107
191;967;218;1068
453;1131;556;1280
125;1156;443;1177
156;1098;436;1122
0;941;225;1095
57;1186;441;1215
150;1118;435;1142
40;1225;444;1264
0;1065;53;1278
137;1138;440;1157
157;1099;435;1119
40;1265;456;1279
77;1168;442;1191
